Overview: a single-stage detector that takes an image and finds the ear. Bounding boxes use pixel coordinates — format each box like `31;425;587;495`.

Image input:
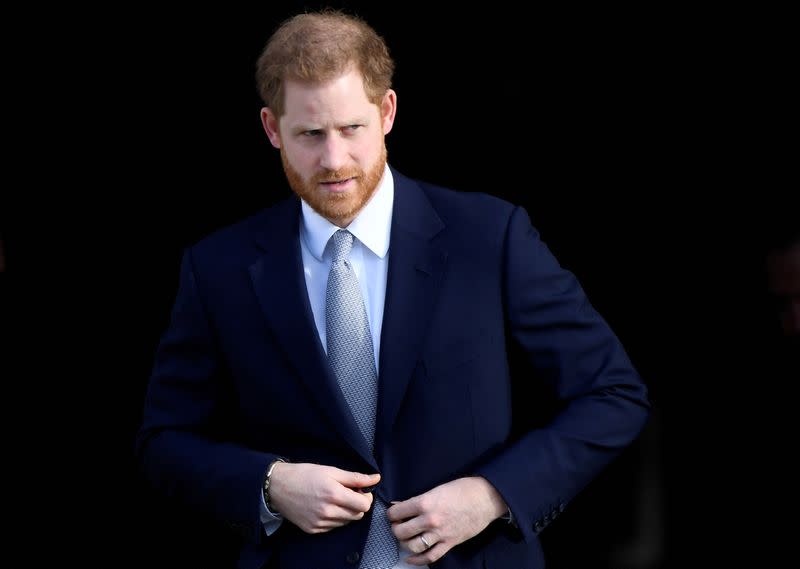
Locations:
260;107;282;148
380;89;397;135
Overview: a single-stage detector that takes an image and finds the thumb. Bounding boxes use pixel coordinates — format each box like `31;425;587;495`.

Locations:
335;469;381;489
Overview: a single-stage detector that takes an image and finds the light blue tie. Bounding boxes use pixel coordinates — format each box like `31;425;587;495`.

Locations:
326;229;399;569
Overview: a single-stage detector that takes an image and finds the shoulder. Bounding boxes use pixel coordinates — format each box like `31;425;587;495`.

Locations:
392;167;524;238
187;194;298;266
399;170;515;212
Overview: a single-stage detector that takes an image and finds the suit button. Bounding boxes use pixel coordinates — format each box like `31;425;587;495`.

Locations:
346;551;361;564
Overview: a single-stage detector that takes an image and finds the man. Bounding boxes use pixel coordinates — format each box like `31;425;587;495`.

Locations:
136;10;650;569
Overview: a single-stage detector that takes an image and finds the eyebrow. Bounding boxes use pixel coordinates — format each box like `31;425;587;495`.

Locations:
290;118;369;135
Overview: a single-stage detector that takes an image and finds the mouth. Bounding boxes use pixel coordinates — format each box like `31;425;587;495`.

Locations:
319;177;356;193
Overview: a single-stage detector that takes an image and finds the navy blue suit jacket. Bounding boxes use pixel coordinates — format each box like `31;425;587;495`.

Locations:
136;167;650;569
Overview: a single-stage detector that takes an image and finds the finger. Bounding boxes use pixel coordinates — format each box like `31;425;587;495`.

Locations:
308;518;349;533
400;532;441;555
418;532;438;551
334;469;381;490
305;508;368;534
318;504;369;523
387;495;424;522
332;486;374;513
406;542;448;566
402;533;437;555
391;515;428;541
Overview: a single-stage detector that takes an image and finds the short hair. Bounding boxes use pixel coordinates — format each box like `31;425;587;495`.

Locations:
255;9;395;116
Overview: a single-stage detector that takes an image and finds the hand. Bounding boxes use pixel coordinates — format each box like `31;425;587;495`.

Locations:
387;476;508;566
269;462;380;534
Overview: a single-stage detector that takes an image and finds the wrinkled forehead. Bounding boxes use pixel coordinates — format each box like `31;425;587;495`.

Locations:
281;69;376;123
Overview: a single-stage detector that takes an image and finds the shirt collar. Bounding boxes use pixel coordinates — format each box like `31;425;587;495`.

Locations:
301;164;394;261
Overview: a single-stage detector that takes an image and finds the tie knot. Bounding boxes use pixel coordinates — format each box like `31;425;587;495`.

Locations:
329;229;354;263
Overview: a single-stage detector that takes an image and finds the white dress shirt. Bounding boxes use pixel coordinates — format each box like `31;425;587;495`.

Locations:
259;166;427;568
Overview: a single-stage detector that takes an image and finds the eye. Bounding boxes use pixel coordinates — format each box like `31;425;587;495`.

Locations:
343;125;361;133
302;129;323;137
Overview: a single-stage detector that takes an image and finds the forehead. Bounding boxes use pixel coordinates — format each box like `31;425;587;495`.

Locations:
282;68;375;124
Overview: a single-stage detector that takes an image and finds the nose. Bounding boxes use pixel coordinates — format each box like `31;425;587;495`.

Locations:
319;134;348;172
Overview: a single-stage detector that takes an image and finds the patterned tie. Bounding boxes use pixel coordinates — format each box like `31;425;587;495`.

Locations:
326;229;399;569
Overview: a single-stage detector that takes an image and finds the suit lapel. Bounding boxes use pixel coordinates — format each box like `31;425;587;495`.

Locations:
375;171;447;455
248;198;376;468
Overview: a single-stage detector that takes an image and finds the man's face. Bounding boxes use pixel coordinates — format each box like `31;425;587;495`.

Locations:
261;68;396;227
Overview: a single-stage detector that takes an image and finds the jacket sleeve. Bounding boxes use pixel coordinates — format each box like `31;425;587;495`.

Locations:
475;206;651;543
135;248;278;544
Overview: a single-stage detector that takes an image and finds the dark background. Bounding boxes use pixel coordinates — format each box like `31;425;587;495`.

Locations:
3;1;795;567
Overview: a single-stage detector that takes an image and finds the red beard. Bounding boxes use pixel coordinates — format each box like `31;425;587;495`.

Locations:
282;144;387;226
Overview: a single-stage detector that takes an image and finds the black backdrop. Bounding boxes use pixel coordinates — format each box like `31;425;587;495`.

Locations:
3;2;795;567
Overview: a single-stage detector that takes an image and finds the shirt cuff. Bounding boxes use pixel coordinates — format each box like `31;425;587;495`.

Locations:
259;489;284;536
